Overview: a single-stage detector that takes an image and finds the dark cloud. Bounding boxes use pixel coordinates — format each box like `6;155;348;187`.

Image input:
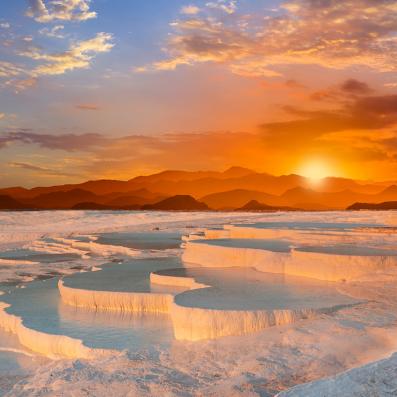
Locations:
353;95;397;115
261;93;397;145
341;79;373;95
1;131;108;151
310;79;374;102
8;161;78;177
0;136;10;149
75;104;100;111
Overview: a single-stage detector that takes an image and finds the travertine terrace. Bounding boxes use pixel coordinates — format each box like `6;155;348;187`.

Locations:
1;211;397;396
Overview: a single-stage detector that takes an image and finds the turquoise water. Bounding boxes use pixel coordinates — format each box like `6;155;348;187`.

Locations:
2;278;171;352
193;238;397;256
0;232;185;354
0;226;380;365
296;245;397;256
95;231;182;250
62;257;183;292
194;238;292;252
2;257;185;351
1;262;360;352
0;248;80;263
156;268;360;311
234;222;381;230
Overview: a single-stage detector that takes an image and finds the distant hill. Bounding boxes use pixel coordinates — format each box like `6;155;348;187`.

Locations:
201;189;282;210
72;202;115;210
141;195;209;211
23;188;101;209
105;194;165;207
0;195;27;210
236;200;299;212
347;201;397;210
2;166;397;210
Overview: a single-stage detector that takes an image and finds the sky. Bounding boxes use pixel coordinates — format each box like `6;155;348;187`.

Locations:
1;0;397;187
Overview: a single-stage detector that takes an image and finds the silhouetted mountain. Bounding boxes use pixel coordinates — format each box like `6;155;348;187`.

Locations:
320;177;383;194
377;185;397;202
2;167;397;210
201;189;282;210
8;187;165;210
347;201;397;210
221;166;255;178
280;187;368;209
0;195;27;210
236;200;298;211
23;189;102;209
105;192;166;207
141;195;209;211
3;167;386;203
72;202;114;210
0;187;31;198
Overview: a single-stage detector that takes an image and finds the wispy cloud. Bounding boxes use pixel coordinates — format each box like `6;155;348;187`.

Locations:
39;25;65;39
0;0;113;94
8;161;79;177
0;61;26;78
180;5;200;15
6;77;38;93
19;32;114;76
144;0;397;77
26;0;96;23
206;0;237;14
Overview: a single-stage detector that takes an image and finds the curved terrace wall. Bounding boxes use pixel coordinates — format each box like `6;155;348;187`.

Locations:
182;240;397;281
0;302;109;359
59;280;173;314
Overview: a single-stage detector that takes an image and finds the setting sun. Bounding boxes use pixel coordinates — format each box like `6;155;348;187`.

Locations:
297;159;335;182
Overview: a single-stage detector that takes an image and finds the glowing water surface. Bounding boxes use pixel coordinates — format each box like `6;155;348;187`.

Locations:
2;257;185;352
155;267;361;310
233;221;382;230
94;231;182;250
193;238;397;257
0;231;185;363
193;238;292;251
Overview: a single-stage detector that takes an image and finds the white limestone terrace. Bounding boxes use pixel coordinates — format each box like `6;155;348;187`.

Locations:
58;251;361;343
183;235;397;281
3;219;393;360
153;267;360;341
0;228;188;361
206;220;397;249
0;257;185;359
2;212;397;396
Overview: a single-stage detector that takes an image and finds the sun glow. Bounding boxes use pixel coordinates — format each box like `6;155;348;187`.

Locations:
297;159;335;183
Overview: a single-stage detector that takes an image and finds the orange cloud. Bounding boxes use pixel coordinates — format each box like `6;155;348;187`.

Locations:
2;87;397;181
145;0;397;77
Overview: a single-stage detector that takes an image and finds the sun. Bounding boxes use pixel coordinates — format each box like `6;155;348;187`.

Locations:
297;159;334;183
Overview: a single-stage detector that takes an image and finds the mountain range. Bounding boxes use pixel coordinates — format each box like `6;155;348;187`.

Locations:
1;167;397;211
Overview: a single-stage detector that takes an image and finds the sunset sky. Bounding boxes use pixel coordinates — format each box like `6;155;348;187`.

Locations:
1;0;397;187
